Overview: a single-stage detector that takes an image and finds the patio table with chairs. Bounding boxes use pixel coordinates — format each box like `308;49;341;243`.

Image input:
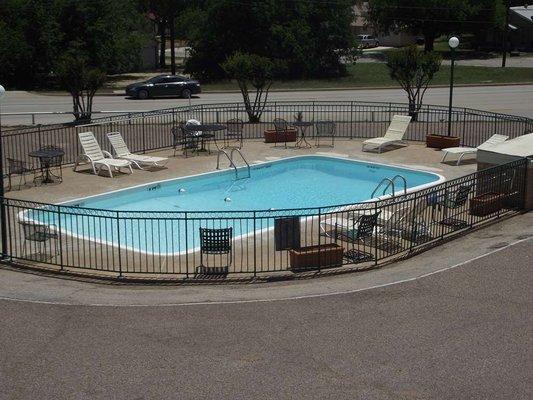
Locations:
183;123;226;154
273;118;336;149
28;146;64;184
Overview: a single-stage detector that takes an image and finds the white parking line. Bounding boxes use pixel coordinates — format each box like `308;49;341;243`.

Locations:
0;236;530;308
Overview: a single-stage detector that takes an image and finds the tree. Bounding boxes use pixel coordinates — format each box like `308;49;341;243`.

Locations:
367;0;506;52
58;0;150;74
386;46;442;119
0;0;149;89
0;0;62;88
56;53;106;123
186;0;355;81
222;52;284;123
142;0;189;74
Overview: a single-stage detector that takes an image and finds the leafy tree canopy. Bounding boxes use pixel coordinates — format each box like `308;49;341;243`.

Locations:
222;52;286;122
386;46;442;118
0;0;150;88
185;0;356;81
56;51;106;122
367;0;506;51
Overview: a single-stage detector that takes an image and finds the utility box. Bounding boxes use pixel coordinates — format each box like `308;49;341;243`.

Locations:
477;133;533;211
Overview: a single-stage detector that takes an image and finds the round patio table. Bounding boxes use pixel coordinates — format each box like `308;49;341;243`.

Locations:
293;121;314;149
29;148;64;184
184;124;226;153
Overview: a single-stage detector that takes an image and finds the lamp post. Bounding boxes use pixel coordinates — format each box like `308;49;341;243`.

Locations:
447;36;459;138
0;84;7;259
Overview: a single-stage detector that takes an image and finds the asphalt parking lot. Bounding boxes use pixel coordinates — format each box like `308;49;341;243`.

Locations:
0;214;531;399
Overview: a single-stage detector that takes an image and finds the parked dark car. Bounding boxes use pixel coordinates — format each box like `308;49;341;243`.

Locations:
125;75;201;99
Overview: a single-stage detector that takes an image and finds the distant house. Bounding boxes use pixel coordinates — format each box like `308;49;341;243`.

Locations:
352;1;416;47
509;6;533;51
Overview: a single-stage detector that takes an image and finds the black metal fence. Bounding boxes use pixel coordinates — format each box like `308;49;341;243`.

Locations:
3;101;533;169
2;158;527;281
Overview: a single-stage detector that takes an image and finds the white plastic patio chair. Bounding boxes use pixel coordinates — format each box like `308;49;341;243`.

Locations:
440;134;509;165
362;115;412;153
107;132;168;169
74;131;133;178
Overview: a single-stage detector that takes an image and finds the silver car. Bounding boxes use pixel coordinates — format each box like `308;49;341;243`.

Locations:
357;34;380;49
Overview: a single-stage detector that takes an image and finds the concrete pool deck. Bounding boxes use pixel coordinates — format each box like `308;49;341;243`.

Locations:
6;138;476;204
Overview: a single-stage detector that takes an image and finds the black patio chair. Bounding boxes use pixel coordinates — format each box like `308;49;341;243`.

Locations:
273;118;289;148
335;211;381;263
171;123;198;157
197;227;233;276
438;184;472;227
224;118;244;149
19;221;59;259
6;158;34;191
315;120;336;147
38;145;64;181
336;211;381;242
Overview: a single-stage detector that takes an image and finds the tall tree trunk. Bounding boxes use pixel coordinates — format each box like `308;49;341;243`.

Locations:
408;97;418;122
159;20;166;68
424;30;436;52
169;16;176;75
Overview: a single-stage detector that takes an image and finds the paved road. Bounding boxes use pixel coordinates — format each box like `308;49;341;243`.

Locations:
1;215;532;399
2;84;533;125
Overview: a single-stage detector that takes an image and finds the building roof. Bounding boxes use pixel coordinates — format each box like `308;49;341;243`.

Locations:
510;6;533;24
479;133;533;158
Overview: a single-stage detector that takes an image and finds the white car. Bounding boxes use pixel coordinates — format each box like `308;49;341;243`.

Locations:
357;34;380;49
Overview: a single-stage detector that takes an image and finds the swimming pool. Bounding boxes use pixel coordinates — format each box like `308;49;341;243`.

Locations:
28;156;444;254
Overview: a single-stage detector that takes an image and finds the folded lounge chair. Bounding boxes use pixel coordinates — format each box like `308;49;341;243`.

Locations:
324;212;381;262
440;134;508;165
321;198;429;242
362;115;412;153
107;132;168;169
74;131;133;177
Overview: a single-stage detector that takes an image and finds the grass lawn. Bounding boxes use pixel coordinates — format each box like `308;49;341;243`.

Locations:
201;63;533;91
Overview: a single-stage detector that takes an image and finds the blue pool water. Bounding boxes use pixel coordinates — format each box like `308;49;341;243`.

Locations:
31;156;443;254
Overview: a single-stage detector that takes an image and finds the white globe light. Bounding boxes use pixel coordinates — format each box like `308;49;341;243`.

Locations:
0;85;5;99
448;36;460;49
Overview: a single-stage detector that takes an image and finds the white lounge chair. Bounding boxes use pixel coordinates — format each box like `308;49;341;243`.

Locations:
107;132;168;169
441;134;508;165
74;131;133;177
362;115;412;153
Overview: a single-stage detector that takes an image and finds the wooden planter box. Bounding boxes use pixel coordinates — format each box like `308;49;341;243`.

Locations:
503;191;521;209
470;192;505;217
289;243;344;271
264;128;297;143
426;134;460;149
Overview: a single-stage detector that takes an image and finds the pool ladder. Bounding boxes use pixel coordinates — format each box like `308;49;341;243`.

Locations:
371;175;407;198
216;149;251;180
